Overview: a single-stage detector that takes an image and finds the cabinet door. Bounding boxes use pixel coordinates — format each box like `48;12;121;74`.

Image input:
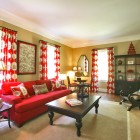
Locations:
135;57;140;81
126;57;135;81
115;81;125;95
115;81;136;95
115;57;125;81
124;82;136;95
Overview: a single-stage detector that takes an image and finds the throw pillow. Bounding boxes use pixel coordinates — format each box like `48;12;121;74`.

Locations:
61;85;67;90
33;83;48;95
51;80;62;91
132;92;140;100
11;83;29;99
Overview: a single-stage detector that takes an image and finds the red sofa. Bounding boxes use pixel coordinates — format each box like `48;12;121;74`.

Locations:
1;80;71;127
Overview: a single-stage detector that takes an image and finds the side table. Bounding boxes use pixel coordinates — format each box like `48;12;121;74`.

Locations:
0;102;12;128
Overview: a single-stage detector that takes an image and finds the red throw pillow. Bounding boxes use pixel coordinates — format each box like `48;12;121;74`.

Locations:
51;80;62;91
11;83;29;99
61;85;67;90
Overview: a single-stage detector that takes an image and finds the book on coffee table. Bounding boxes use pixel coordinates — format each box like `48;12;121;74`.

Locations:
65;99;82;107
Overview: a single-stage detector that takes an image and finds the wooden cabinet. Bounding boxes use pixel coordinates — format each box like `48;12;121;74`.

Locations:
115;54;140;95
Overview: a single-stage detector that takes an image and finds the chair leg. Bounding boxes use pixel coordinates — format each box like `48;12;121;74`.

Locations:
127;105;133;111
119;98;127;105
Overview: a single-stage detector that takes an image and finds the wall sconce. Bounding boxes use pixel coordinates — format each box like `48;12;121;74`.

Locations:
72;66;77;71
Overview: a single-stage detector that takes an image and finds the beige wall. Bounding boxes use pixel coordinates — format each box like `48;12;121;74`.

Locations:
72;40;140;75
1;20;73;82
72;40;140;89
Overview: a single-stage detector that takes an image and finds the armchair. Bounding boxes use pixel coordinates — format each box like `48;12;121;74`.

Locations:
120;90;140;111
67;76;78;92
127;93;140;111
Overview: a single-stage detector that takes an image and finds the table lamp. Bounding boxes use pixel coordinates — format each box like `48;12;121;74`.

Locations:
59;74;66;85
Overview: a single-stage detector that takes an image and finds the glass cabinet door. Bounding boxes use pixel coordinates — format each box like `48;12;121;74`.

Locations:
126;57;135;81
135;57;140;81
115;57;125;81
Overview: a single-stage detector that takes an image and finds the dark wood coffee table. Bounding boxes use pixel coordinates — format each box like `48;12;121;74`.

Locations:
46;93;101;137
0;102;12;128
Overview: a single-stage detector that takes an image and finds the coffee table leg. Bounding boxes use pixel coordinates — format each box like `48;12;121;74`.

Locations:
7;109;11;128
75;119;82;137
48;111;54;125
95;101;99;114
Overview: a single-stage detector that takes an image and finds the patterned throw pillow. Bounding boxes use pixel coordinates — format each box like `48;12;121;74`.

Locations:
33;83;48;95
11;83;29;99
51;80;62;91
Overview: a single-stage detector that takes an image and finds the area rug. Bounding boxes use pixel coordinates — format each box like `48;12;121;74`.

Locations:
127;107;140;140
0;100;127;140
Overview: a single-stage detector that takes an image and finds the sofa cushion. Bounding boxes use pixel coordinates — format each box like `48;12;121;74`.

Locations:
2;82;22;95
51;80;62;91
50;89;72;100
23;81;36;96
33;83;48;95
11;83;30;99
1;94;22;105
35;80;52;91
15;93;54;113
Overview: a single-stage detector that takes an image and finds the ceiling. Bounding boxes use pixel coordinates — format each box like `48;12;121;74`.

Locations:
1;0;140;48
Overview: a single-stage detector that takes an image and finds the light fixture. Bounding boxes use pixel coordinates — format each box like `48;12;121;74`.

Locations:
77;66;82;71
72;66;77;71
0;60;6;71
59;74;66;85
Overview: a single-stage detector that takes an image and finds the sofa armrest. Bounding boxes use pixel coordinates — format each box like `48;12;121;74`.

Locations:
1;95;22;105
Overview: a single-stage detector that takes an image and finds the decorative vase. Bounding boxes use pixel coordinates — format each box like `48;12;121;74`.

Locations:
118;60;122;65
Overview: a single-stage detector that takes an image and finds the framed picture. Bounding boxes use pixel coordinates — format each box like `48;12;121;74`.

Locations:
17;40;36;74
118;75;123;80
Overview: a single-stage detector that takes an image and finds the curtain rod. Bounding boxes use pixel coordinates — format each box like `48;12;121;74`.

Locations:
39;40;60;47
0;26;17;32
92;47;114;51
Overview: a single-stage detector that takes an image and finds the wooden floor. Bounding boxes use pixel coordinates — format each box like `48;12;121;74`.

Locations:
92;92;121;102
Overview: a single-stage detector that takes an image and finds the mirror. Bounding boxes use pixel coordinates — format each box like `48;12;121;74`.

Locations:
77;55;89;76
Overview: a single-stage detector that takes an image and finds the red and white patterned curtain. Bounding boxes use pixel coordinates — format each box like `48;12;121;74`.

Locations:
0;27;17;88
39;40;48;80
91;49;98;92
84;56;88;73
54;45;60;80
107;47;114;94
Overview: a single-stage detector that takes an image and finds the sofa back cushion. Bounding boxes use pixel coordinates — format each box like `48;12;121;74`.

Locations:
2;82;22;95
35;80;52;91
23;81;36;96
51;80;62;91
11;83;29;99
33;83;49;95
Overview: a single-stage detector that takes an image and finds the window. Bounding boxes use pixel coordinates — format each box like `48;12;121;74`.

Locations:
47;44;56;79
98;49;108;81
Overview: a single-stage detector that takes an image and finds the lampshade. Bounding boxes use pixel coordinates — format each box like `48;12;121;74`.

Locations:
77;66;82;71
72;66;77;71
0;60;6;71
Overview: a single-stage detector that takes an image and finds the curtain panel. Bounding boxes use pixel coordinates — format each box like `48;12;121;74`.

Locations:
54;45;60;80
107;47;115;94
39;41;60;80
39;40;48;80
91;49;98;92
0;27;17;89
84;56;88;73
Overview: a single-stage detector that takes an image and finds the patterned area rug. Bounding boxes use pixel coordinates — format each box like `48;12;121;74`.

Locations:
0;100;128;140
